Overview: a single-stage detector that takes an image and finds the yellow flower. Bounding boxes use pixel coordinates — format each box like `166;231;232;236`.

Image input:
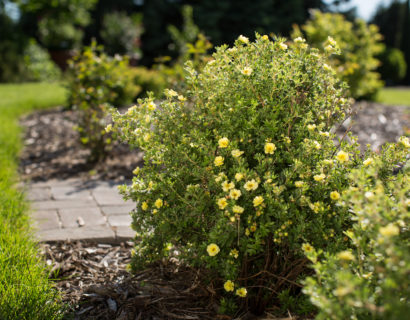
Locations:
327;36;337;46
313;173;326;182
236;287;247;297
379;224;399;237
232;205;244;214
143;133;151;142
218;137;229;148
250;224;257;232
238;35;249;44
147;101;156;111
222;181;235;192
235;173;244;181
323;159;333;166
323;63;332;71
245;228;250;236
230;248;239;258
242;67;253;76
230;189;242;200
207;243;220;256
215;172;226;183
294;37;305;43
154;198;163;209
336;150;349;163
307;124;316;131
244;179;258;191
178;95;186;102
217;198;228;210
264;142;276;154
284;136;291;144
232;149;244;158
302;243;313;252
166;89;178;97
141;202;148;211
330;191;340;201
253;196;264;207
320;131;330;137
399;136;410;148
152;209;158;214
214;156;224;167
295;181;304;188
133;167;140;175
337;250;355;261
278;42;288;50
333;286;352;297
313;141;321;150
105;124;112;132
224;280;235;292
363;158;374;166
261;35;269;41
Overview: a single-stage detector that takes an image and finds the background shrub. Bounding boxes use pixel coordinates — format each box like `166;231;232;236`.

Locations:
293;10;385;100
378;47;407;85
129;66;167;98
68;42;138;162
110;35;366;315
303;145;410;320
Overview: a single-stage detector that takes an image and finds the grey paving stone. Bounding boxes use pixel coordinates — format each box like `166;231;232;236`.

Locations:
37;225;116;242
51;186;92;200
32;199;96;210
92;189;129;206
113;226;136;241
27;187;51;202
107;214;132;227
59;207;106;228
31;210;60;230
101;204;135;215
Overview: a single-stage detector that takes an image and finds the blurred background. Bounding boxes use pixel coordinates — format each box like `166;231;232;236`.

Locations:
0;0;409;92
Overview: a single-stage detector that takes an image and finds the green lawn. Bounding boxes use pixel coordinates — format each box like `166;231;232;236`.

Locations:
0;82;67;319
377;87;410;107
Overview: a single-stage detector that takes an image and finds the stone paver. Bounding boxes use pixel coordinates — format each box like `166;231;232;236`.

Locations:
27;178;136;243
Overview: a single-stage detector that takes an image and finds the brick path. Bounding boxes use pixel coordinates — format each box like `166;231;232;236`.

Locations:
27;178;136;243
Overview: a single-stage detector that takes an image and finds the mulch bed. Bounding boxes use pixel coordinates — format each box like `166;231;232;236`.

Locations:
21;102;409;319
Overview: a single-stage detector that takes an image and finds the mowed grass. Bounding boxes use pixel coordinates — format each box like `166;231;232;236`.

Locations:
377;87;410;107
0;82;67;319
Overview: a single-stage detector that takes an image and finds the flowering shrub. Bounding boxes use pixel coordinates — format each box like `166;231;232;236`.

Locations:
110;34;371;314
303;143;410;320
68;42;137;162
292;10;384;100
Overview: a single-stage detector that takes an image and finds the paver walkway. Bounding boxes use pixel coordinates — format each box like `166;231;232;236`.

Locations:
27;178;136;243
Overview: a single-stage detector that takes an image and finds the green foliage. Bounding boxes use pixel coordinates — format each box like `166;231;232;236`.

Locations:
129;66;167;98
68;42;137;162
293;10;385;100
100;12;143;56
23;39;61;82
110;35;366;314
0;82;66;319
377;87;410;107
303;147;410;320
378;47;407;84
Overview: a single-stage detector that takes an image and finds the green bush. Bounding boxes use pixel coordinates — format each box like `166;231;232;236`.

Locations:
303;141;410;319
23;39;61;82
378;47;407;84
292;10;385;100
110;35;367;315
130;66;167;98
68;42;138;162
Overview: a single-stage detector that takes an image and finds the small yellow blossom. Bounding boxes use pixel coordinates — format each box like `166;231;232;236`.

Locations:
236;287;247;297
336;150;349;163
245;228;250;236
363;158;374;166
323;159;333;166
207;243;220;256
399;136;410;148
313;173;326;182
152;209;158;214
307;124;316;131
178;95;186;102
238;35;249;44
166;89;178;97
217;198;228;210
330;191;340;201
365;191;374;199
235;173;244;181
294;37;305;43
284;136;291;144
333;286;352;297
214;156;224;167
295;181;304;188
244;179;259;191
215;172;226;183
105;124;112;132
230;248;239;258
323;63;332;71
222;181;235;192
379;223;399;237
320;131;330;137
241;67;253;76
232;149;244;158
250;224;257;232
224;280;235;292
154;198;163;209
302;243;313;252
278;42;288;50
141;201;148;211
230;189;242;200
261;35;269;41
337;250;355;261
218;137;229;148
143;133;151;142
233;205;244;214
147;101;156;111
327;36;337;46
133;167;140;175
313;141;321;150
230;216;235;222
253;196;264;207
264;142;276;154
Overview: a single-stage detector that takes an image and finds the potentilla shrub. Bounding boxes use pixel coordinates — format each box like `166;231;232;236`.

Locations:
303;141;410;320
292;10;384;100
68;42;138;162
110;34;363;314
